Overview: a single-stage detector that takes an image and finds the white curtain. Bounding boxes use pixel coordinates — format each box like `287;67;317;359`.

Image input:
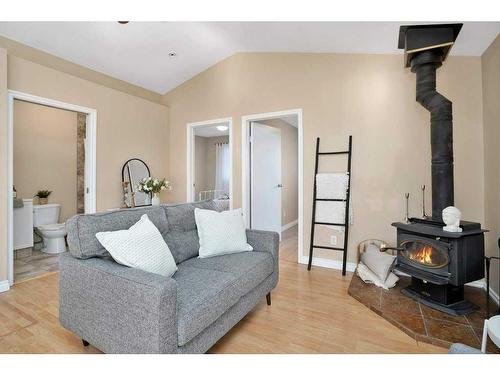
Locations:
215;142;230;196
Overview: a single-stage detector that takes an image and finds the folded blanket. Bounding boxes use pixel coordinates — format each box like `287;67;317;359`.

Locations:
316;173;349;200
356;262;399;290
315;200;353;231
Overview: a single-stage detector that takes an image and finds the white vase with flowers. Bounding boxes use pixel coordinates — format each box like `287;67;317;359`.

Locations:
136;177;172;206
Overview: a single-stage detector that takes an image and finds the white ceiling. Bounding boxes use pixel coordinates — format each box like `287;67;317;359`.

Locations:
0;22;498;94
194;123;229;137
281;115;299;128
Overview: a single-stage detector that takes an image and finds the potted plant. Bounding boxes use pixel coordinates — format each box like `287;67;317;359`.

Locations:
35;190;52;205
136;177;171;206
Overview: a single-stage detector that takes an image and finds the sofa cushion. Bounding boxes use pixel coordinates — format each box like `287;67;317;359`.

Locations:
181;251;274;296
162;200;221;264
66;206;169;259
173;263;241;346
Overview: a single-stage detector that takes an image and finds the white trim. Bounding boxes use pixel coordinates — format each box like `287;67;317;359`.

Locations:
466;279;485;288
491;286;500;306
6;90;97;287
186;117;233;209
467;279;500;305
299;255;357;273
281;219;298;232
241;109;303;263
0;280;10;293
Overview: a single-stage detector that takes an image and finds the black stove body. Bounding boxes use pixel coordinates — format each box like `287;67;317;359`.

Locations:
393;219;485;315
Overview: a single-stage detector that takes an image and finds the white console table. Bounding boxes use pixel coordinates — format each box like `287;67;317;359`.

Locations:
14;199;34;250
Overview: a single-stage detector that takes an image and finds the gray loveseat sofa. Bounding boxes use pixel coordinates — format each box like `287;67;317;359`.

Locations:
59;200;279;353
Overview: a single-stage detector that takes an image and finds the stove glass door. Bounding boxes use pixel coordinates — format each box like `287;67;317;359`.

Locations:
401;240;449;269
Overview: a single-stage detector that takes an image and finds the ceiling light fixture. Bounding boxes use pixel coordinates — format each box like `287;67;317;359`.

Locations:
217;125;229;132
118;21;129;24
168;52;177;57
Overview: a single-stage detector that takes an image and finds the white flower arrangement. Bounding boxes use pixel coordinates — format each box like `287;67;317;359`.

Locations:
136;177;172;195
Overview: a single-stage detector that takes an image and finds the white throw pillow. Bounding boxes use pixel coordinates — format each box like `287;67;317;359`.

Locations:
360;244;396;282
195;208;253;258
95;214;177;277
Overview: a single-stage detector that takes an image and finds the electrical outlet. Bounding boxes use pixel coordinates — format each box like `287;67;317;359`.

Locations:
330;235;338;246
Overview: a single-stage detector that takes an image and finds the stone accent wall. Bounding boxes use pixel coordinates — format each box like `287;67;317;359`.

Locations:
76;113;86;214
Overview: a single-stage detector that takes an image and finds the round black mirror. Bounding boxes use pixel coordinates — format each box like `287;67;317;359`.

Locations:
121;158;151;207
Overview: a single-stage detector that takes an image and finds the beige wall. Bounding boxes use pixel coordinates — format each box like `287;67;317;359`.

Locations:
0;53;169;283
7;55;170;210
14;101;78;222
162;52;485;265
258;118;298;226
482;35;500;297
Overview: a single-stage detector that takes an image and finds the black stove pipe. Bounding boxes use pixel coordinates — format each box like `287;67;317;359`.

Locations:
410;50;454;219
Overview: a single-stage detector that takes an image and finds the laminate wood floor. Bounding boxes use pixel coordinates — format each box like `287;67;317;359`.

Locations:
0;226;446;354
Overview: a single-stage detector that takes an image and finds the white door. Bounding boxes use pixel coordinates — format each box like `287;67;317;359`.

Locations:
250;122;282;236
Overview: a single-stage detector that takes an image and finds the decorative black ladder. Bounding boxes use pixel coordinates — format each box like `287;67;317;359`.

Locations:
307;136;352;276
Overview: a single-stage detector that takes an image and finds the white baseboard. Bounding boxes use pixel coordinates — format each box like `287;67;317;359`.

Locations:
466;279;500;305
281;219;298;232
466;279;485;288
490;286;500;305
0;280;10;293
299;255;357;273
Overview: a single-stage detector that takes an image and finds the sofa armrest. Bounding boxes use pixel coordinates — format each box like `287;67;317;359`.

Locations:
246;229;280;275
59;252;177;353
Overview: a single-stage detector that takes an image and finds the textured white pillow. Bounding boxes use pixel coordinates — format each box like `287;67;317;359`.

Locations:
195;208;253;258
360;244;396;282
95;214;177;277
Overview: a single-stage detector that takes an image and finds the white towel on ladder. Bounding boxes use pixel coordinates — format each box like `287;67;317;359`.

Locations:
314;172;352;231
315;201;353;231
316;173;349;199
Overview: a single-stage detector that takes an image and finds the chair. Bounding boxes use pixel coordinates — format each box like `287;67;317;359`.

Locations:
481;315;500;353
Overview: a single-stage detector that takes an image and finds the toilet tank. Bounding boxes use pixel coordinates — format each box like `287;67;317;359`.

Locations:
33;204;61;227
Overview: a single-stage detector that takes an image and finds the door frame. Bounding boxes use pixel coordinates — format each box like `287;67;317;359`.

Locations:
186;117;233;208
6;90;97;286
241;108;303;262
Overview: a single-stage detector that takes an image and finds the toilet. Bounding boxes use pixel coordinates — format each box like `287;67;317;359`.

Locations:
33;203;67;254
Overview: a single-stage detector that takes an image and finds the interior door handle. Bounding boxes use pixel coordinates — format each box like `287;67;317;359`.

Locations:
275;184;283;188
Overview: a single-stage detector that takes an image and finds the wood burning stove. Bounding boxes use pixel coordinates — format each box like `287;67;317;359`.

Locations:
391;219;486;315
390;24;486;316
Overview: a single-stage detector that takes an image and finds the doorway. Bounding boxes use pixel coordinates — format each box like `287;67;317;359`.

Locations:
241;109;303;262
7;90;97;286
186;118;233;210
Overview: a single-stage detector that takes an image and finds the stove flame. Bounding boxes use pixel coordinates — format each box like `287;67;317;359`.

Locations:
409;245;434;265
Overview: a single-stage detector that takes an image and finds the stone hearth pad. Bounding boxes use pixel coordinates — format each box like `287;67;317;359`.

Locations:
348;274;500;353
